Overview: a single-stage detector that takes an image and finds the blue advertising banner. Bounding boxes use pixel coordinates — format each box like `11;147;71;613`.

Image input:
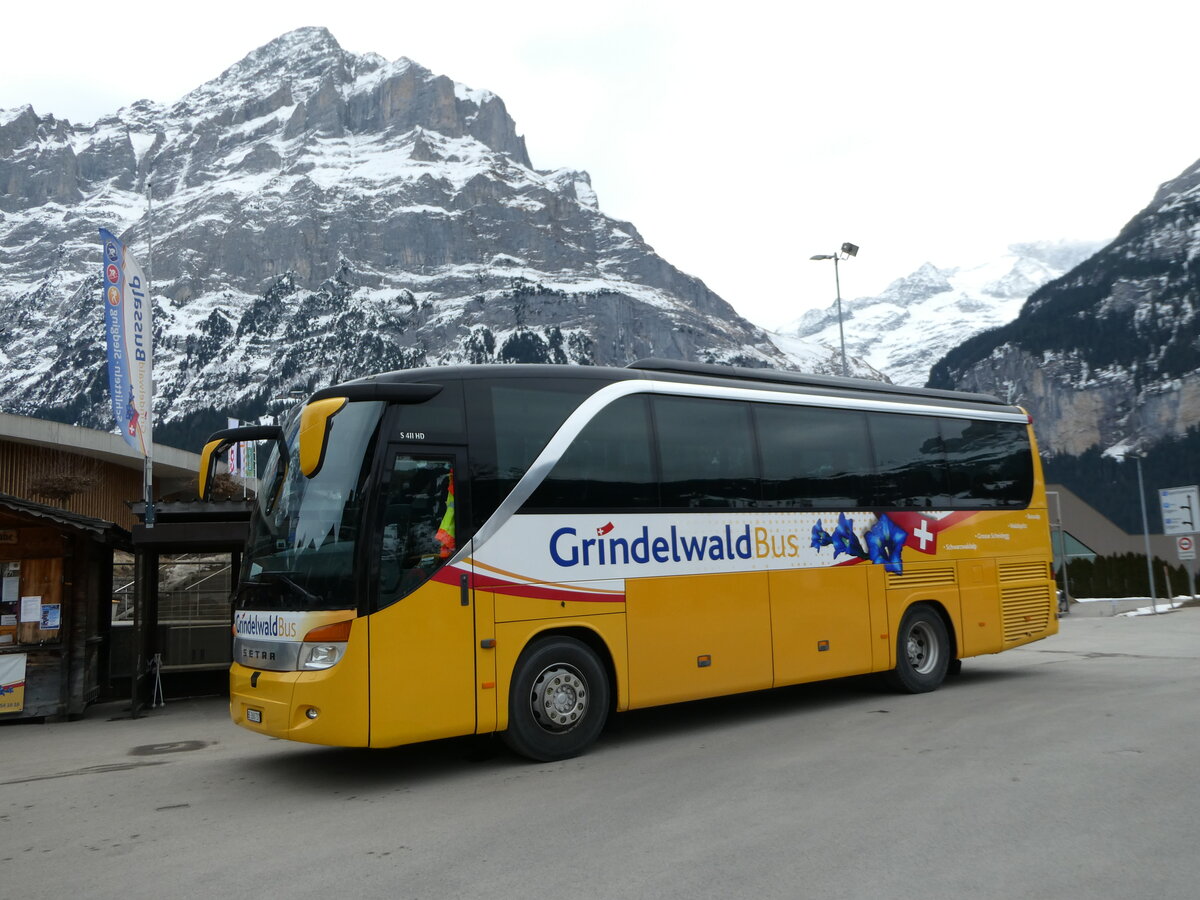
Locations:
100;229;153;457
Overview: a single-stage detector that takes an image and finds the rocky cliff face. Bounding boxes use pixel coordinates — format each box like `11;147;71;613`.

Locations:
929;158;1200;456
0;27;833;449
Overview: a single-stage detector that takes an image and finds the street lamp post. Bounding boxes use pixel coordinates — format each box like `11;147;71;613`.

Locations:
1134;454;1159;614
810;242;859;377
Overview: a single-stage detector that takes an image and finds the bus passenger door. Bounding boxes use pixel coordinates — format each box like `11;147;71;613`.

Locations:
368;448;477;747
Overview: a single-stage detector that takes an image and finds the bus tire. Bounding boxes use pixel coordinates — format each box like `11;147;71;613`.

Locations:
886;604;950;693
503;636;610;762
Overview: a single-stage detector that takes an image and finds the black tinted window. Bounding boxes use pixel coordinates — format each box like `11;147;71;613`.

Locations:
375;456;456;610
867;412;950;507
941;417;1033;507
755;404;1032;511
757;404;872;508
466;379;599;528
526;396;657;510
491;384;591;488
655;396;757;508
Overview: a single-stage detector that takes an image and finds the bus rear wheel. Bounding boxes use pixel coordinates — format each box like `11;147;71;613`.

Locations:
503;637;610;762
886;604;950;693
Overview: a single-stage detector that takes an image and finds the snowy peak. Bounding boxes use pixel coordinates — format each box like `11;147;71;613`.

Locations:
166;28;529;165
930;157;1200;457
777;241;1104;387
879;262;954;306
0;27;837;449
179;27;360;112
980;256;1057;299
1147;157;1200;211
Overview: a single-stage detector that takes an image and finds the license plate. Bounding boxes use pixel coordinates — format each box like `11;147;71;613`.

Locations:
246;708;262;724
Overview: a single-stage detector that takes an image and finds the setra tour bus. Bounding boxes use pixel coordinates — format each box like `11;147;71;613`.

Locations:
200;359;1058;761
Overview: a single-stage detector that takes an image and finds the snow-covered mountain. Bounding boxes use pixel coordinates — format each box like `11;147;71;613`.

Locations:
774;241;1104;387
0;27;868;450
930;158;1200;457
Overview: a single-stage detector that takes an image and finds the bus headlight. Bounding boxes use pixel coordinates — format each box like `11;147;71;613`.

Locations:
300;642;346;670
298;620;353;670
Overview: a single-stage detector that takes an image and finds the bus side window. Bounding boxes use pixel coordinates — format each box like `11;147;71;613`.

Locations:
377;457;455;609
867;412;949;508
940;418;1033;508
756;404;872;509
525;396;657;510
654;396;757;509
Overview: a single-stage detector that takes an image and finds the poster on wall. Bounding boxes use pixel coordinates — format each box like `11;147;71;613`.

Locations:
20;596;41;623
0;561;17;644
40;604;61;630
0;653;26;713
2;560;18;604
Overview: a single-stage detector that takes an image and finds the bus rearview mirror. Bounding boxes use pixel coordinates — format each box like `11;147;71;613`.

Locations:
197;425;286;501
198;438;225;501
299;397;349;479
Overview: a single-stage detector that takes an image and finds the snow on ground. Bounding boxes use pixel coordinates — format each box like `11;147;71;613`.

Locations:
1073;595;1192;616
1121;601;1187;616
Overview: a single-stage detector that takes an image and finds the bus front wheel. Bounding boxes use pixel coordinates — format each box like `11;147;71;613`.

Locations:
887;605;950;693
503;637;610;761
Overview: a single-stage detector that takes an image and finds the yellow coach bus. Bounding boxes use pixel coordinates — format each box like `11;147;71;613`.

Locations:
201;359;1057;761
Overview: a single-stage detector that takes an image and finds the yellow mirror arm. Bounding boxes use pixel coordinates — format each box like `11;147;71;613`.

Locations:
299;397;349;478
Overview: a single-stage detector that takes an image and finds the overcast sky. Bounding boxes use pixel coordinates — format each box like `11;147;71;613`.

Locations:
5;1;1200;329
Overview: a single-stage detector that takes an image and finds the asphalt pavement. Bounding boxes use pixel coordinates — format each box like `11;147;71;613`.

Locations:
4;608;1200;900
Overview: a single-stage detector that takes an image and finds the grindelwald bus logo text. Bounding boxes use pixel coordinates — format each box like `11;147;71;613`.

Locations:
234;611;299;639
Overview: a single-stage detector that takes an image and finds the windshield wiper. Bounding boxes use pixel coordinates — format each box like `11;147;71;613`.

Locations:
242;573;325;608
272;573;322;605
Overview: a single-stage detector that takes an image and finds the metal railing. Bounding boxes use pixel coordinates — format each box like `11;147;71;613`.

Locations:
112;560;234;623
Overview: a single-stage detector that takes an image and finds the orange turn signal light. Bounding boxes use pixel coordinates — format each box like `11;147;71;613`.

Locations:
303;620;353;642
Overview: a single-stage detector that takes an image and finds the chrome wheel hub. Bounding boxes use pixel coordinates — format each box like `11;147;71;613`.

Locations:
531;664;588;733
906;623;937;674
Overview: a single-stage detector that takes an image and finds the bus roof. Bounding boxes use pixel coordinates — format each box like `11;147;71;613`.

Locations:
329;360;1016;415
626;358;1007;406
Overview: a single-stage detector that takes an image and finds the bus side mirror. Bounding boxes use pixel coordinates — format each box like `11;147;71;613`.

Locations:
299;397;348;479
198;438;227;501
198;425;286;501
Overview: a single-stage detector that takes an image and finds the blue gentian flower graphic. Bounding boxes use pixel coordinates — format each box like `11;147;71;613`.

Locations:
831;512;867;560
865;514;909;574
811;520;833;551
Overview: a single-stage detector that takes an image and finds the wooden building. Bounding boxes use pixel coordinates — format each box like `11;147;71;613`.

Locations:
0;413;202;719
0;494;128;718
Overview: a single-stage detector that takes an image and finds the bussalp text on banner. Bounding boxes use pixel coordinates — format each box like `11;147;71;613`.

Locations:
99;228;153;456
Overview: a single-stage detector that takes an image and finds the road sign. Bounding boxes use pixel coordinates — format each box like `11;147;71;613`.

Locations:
1159;485;1199;535
1178;536;1196;561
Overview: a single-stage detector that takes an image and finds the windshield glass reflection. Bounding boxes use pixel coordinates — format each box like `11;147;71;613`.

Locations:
237;401;384;610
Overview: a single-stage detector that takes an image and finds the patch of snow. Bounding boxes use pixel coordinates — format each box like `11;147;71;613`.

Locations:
1;104;34;126
1121;600;1187;616
504;196;545;212
1102;438;1139;461
452;80;495;106
349;57;413;94
574;177;598;208
128;130;157;164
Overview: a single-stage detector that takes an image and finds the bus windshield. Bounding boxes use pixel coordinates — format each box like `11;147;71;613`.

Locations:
237;401;385;611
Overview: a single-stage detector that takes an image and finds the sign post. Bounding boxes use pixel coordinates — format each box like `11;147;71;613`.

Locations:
1160;486;1199;535
1162;486;1199;606
1177;536;1197;602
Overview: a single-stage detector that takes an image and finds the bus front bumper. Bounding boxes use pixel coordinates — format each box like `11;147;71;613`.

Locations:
229;663;369;747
